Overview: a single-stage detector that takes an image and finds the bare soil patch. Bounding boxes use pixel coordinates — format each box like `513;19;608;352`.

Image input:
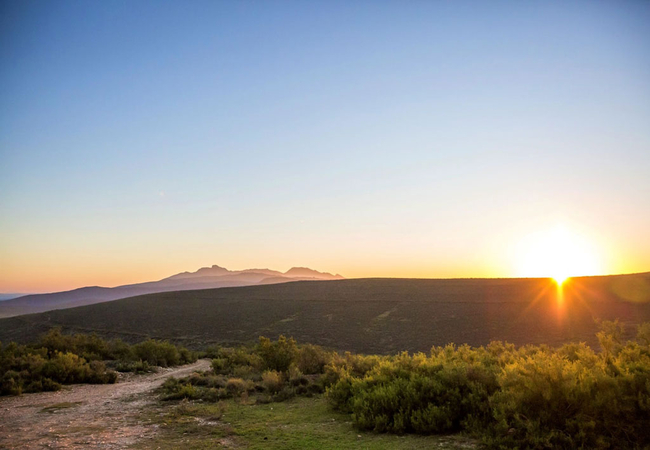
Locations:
0;359;210;449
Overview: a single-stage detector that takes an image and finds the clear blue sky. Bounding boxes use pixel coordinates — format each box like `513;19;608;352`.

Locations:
1;1;649;292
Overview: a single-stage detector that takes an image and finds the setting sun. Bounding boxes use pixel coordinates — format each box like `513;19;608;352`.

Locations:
553;274;569;286
515;225;603;282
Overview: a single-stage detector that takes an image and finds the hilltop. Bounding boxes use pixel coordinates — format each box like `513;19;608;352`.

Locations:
1;273;649;353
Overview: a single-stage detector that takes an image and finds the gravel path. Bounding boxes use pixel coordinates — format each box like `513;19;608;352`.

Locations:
0;359;211;449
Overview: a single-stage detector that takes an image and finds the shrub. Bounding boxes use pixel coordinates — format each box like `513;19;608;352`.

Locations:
225;377;248;397
262;370;283;393
163;383;201;401
187;373;225;389
203;345;222;359
297;344;333;374
287;364;308;386
233;365;255;380
210;347;261;374
0;370;23;395
273;385;296;402
114;360;155;374
108;339;134;361
328;350;497;434
258;335;297;372
211;357;230;374
1;330;194;396
38;328;113;361
178;347;196;364
326;321;650;448
133;340;181;367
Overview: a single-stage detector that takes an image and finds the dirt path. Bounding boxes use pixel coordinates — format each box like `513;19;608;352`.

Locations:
0;359;211;449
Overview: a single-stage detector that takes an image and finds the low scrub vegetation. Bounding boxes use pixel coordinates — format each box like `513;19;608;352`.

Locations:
162;322;650;449
328;321;650;449
160;336;333;404
0;328;197;395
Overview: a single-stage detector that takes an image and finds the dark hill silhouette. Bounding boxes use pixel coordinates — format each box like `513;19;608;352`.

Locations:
1;273;649;353
0;265;343;318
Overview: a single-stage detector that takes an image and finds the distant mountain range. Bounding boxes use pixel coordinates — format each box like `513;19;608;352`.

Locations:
0;265;343;318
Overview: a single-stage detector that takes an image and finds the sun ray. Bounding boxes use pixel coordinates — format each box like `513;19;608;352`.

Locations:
517;278;556;320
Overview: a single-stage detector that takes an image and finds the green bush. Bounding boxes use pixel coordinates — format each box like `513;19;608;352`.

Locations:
484;329;650;449
133;340;181;367
39;328;113;361
187;373;225;388
210;347;262;374
108;339;134;361
287;364;308;386
297;344;333;374
226;377;253;397
162;382;202;401
114;359;154;374
129;339;197;367
162;337;331;403
328;349;497;434
0;344;117;395
1;330;197;395
326;321;650;448
258;335;298;372
261;370;283;393
211;357;230;374
153;325;650;448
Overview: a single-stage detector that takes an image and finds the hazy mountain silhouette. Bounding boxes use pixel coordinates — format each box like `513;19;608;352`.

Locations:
0;265;343;318
284;267;344;279
0;294;27;302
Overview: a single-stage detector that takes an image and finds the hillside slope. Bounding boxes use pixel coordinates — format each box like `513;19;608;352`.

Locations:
1;274;649;353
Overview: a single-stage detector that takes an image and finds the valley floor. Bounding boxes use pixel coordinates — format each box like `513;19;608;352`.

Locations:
0;361;476;449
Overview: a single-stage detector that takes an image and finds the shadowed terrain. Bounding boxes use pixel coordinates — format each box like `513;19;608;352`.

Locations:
1;273;649;354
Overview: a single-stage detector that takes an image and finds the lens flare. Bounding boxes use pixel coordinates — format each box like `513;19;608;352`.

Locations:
515;225;602;281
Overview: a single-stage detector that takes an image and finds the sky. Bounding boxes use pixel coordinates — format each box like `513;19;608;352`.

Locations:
1;1;649;293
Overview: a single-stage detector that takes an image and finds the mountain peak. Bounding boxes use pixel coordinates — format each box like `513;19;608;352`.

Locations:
166;264;231;280
284;267;343;279
167;264;343;281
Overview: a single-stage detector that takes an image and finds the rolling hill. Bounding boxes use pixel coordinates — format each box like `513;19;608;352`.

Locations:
1;273;649;354
0;265;343;318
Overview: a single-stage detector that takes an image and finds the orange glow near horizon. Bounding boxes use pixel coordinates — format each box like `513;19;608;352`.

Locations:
0;222;645;294
0;262;644;294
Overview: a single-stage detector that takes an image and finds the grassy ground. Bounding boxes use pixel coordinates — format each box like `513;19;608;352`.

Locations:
137;396;477;449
